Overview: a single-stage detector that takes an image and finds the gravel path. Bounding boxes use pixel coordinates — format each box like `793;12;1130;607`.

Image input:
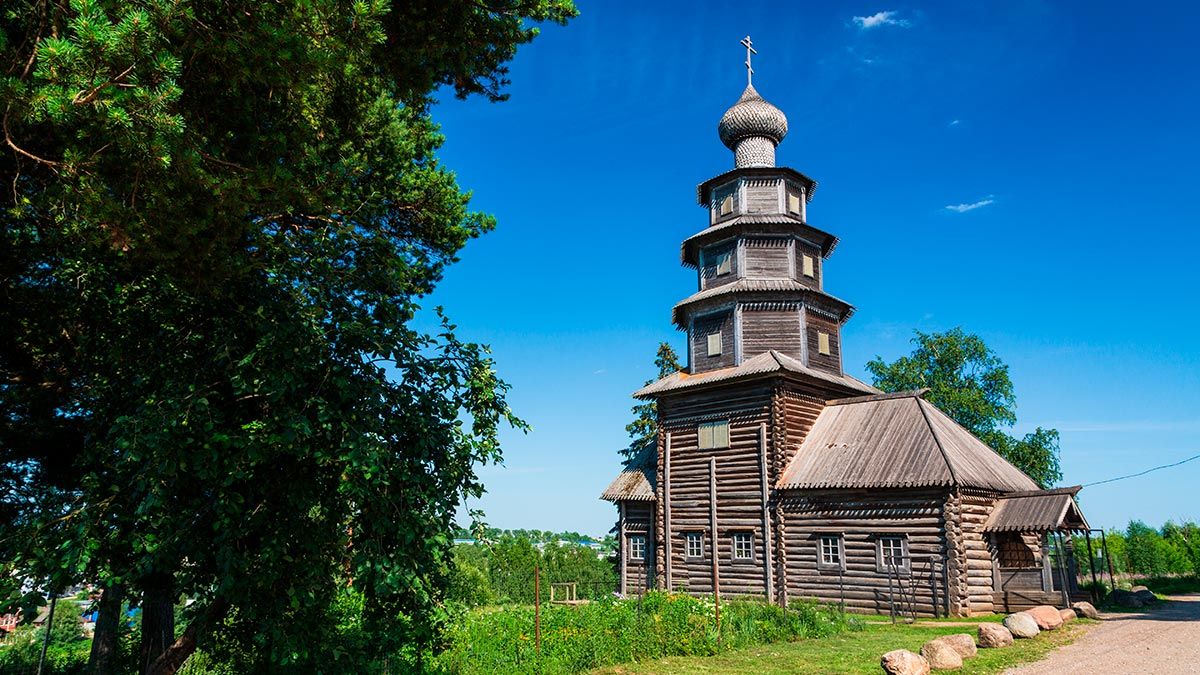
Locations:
1005;594;1200;675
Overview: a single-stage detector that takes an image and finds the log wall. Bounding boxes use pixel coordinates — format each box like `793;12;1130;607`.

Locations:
622;501;654;594
779;488;951;617
959;493;998;615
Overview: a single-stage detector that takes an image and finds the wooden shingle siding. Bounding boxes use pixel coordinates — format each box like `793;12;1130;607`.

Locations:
741;309;803;362
743;238;792;278
795;241;822;289
805;310;841;374
690;311;735;373
744;178;781;214
623;501;655;593
699;242;738;290
660;385;773;597
780;489;950;617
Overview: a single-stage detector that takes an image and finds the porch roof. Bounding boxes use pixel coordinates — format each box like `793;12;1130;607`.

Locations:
599;446;656;502
983;486;1090;533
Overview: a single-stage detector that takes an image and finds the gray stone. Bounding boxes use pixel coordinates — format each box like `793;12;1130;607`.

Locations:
1110;589;1146;608
1071;601;1100;619
920;638;964;670
1004;611;1040;639
881;649;931;675
977;622;1014;648
939;633;977;659
1135;589;1158;604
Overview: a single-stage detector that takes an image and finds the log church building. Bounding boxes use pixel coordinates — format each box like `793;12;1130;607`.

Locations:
601;40;1091;617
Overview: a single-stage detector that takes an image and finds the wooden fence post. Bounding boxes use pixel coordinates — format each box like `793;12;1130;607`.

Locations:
534;563;541;656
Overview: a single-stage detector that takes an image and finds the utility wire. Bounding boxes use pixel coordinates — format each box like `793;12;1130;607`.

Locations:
1083;451;1200;487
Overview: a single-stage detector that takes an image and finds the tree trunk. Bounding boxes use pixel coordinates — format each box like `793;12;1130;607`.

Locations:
88;583;124;674
140;574;175;674
145;600;228;675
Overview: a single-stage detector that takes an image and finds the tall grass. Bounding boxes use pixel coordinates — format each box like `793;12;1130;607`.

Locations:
433;592;856;674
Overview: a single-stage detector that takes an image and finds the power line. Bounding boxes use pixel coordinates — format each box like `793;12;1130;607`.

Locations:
1083;452;1200;488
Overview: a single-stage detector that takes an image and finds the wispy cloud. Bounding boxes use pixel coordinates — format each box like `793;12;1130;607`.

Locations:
945;195;995;213
949;119;961;127
852;10;911;29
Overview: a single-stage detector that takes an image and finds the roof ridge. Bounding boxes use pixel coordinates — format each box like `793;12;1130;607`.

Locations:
1001;485;1082;498
827;388;929;407
917;397;960;486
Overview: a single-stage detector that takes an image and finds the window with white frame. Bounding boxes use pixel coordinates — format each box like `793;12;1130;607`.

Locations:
732;532;753;560
629;535;646;561
719;194;734;216
787;191;802;215
698;420;730;449
819;535;843;570
706;331;722;356
801;254;815;278
685;532;703;559
818;331;831;356
877;536;907;572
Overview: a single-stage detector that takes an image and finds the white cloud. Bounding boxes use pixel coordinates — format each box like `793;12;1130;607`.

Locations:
945;196;995;213
853;11;910;29
949;119;961;127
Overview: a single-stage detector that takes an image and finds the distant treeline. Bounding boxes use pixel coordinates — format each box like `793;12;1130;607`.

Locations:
452;525;614;547
1085;520;1200;578
448;536;617;607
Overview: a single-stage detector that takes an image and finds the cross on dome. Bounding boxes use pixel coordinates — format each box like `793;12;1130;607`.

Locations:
740;35;757;86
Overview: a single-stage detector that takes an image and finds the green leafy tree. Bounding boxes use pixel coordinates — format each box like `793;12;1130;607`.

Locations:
866;328;1063;487
0;0;576;672
622;343;682;461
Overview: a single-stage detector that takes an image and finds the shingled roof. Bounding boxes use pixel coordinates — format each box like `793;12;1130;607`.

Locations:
671;278;855;327
679;215;840;267
599;446;656;502
983;486;1090;533
633;349;878;399
777;391;1039;493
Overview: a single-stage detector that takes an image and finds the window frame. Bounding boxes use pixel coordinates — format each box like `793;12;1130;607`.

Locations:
716;251;733;276
706;331;722;357
719;194;734;216
628;534;646;562
801;254;815;278
818;534;844;571
684;532;704;560
731;532;754;562
697;420;730;450
817;331;831;356
876;536;909;574
787;191;802;215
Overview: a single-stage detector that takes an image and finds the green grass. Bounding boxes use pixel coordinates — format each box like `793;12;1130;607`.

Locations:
594;617;1096;674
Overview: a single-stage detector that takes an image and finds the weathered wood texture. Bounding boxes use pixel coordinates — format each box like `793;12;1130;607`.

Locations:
779;488;951;617
743;237;792;278
690;310;735;373
958;493;998;615
795;241;822;289
710;181;739;224
659;384;774;597
804;309;841;374
744;178;781;214
699;242;738;290
741;308;802;362
623;501;654;594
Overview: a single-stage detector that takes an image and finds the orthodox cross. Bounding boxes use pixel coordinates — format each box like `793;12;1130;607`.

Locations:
740;35;757;85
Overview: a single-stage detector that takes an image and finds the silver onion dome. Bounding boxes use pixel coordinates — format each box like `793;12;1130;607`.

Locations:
717;84;788;168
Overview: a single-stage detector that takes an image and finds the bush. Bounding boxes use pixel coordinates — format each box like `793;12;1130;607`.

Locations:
432;591;854;674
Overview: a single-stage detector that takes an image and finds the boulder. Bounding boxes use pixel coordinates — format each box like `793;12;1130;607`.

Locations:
920;639;964;670
1058;608;1077;622
1109;589;1146;608
881;649;930;675
977;622;1014;648
1134;589;1158;604
1131;585;1149;593
1004;612;1040;639
1027;604;1065;630
1071;601;1100;619
939;633;978;659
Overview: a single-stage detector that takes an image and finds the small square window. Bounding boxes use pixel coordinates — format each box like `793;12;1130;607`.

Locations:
732;532;753;560
629;535;646;561
818;331;831;356
878;536;907;573
716;252;732;276
698;420;730;449
787;192;802;215
802;254;815;278
685;532;704;559
719;194;734;216
706;332;722;357
819;535;843;570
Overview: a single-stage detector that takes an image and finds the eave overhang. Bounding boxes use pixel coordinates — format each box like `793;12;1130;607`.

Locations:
697;166;818;205
680;215;840;268
633;349;878;400
671;278;855;328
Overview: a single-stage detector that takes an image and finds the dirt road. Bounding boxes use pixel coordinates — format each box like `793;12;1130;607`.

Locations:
1006;594;1200;675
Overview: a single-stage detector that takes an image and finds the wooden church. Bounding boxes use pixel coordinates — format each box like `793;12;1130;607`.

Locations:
601;44;1091;617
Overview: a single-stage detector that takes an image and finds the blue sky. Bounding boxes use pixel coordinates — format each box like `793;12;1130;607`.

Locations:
421;1;1200;537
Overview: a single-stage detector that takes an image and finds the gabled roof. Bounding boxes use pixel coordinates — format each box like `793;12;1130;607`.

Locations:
777;391;1039;493
983;486;1090;533
680;215;840;267
599;446;656;502
671;278;855;327
633;349;878;399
